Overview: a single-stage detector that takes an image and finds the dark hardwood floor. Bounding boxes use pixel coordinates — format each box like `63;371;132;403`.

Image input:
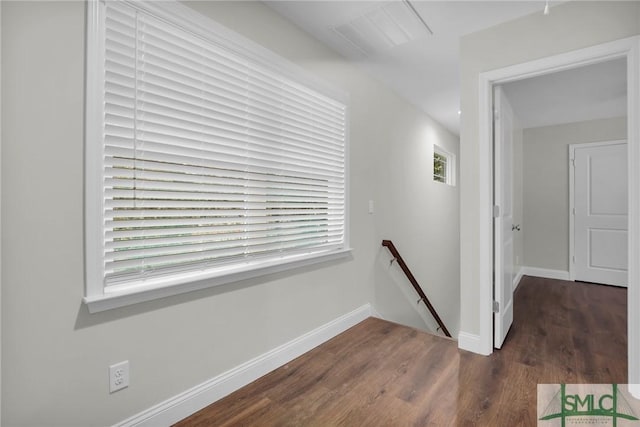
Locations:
175;276;627;426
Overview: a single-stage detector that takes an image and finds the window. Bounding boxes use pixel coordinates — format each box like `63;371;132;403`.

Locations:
433;151;447;183
85;0;349;312
433;145;455;186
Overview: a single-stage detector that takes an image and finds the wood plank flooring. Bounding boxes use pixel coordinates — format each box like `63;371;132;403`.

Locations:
175;276;627;426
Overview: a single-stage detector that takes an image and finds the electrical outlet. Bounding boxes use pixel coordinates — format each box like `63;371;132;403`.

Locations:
109;361;129;393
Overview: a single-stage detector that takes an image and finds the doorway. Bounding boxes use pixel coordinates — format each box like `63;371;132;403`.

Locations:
493;58;628;347
476;36;640;388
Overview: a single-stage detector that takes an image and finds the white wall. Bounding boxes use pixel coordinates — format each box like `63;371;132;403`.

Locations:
1;1;459;425
459;1;640;338
521;116;627;272
373;114;460;335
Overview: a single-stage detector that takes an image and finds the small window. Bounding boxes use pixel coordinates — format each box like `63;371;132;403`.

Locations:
433;145;455;186
84;0;349;312
433;151;448;183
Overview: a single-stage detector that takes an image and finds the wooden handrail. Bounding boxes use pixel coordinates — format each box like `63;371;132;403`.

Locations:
382;240;451;338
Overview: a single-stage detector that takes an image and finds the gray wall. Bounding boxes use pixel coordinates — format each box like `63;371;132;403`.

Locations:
1;1;460;425
521;116;627;272
459;1;640;337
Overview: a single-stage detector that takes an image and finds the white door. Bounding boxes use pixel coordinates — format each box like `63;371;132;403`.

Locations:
572;141;628;287
494;86;514;349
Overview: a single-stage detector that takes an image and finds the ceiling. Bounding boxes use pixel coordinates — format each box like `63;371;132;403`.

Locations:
502;58;627;129
265;0;550;135
265;1;627;135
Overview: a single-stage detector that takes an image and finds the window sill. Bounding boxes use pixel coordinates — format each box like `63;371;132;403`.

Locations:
84;248;352;313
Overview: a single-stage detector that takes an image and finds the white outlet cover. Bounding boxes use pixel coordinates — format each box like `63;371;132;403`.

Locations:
109;360;130;393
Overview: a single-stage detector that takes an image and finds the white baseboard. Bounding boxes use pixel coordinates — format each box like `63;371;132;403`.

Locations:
115;304;373;427
513;267;524;290
521;266;570;281
629;384;640;400
370;306;384;319
458;331;486;354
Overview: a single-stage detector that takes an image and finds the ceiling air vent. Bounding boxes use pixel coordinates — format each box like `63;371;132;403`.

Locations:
332;0;432;56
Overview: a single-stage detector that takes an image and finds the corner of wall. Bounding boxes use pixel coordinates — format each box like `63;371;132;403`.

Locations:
457;331;488;355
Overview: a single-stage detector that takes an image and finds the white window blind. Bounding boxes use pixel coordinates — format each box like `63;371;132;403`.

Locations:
86;0;348;308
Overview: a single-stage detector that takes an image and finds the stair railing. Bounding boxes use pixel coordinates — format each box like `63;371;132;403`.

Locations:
381;240;451;338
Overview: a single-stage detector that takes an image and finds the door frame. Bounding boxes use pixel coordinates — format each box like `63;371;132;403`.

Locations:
1;2;3;420
476;36;640;388
569;140;627;282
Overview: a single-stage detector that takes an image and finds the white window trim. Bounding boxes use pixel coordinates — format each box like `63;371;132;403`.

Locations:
84;0;351;313
433;145;456;186
84;248;352;313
